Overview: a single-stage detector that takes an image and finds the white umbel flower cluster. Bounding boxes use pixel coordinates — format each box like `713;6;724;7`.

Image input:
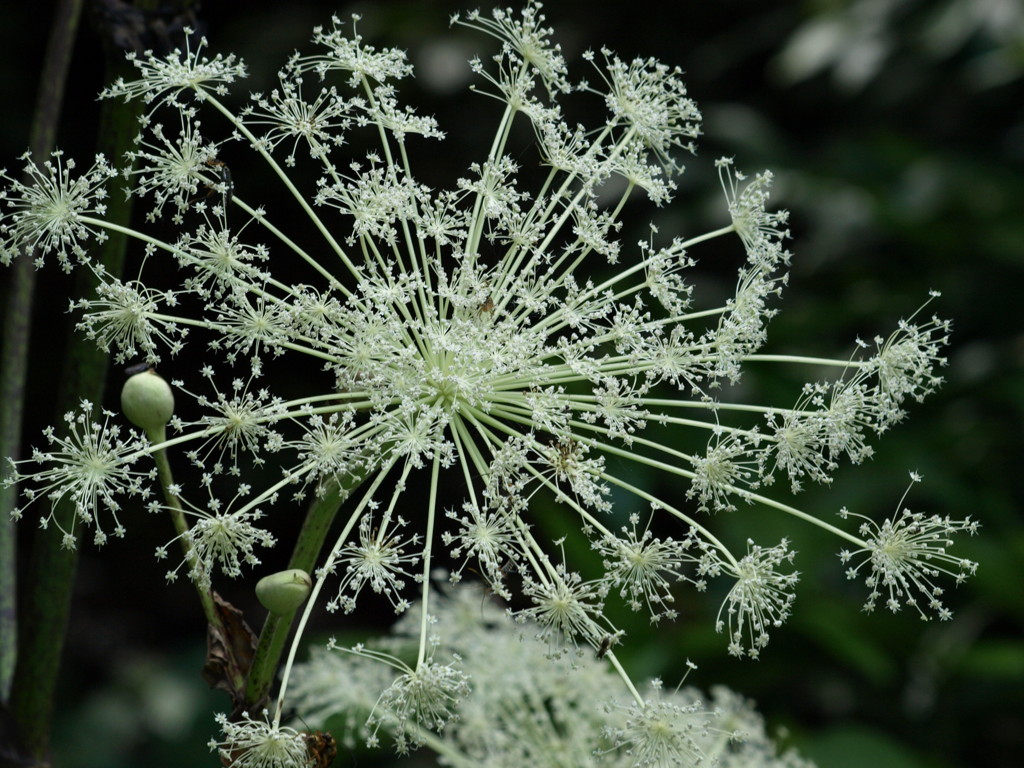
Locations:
1;1;977;762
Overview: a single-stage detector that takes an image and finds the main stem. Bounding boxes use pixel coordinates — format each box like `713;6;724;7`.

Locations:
244;470;365;711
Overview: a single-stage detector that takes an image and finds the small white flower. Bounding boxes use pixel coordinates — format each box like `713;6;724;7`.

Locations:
209;710;310;768
156;480;275;588
714;539;800;659
870;299;951;410
5;401;154;547
590;49;702;170
71;276;187;364
209;290;293;365
594;513;699;622
443;500;520;593
101;29;247;106
603;681;716;767
123;105;220;222
171;367;285;474
279;411;364;499
839;473;979;619
295;14;415;86
242;63;353;164
327;512;422;614
764;409;837;493
520;561;609;653
454;1;570;96
0;151;117;269
173;220;271;299
687;430;758;513
717;157;791;258
372;659;471;753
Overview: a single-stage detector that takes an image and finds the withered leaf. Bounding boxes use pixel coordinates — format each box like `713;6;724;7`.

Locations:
202;591;258;713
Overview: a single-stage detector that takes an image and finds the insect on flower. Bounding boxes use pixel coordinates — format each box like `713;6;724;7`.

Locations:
471;557;517;616
197;157;233;209
485;557;516;594
303;729;338;768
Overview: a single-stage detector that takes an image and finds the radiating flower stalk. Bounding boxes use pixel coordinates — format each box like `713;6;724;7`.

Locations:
0;2;978;765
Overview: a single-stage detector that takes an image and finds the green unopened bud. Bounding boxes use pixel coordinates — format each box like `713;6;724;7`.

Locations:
256;569;312;615
121;368;174;440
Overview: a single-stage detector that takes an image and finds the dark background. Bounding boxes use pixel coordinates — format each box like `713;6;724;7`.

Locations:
2;1;1022;766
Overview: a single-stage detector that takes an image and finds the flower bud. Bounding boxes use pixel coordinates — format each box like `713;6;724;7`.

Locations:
256;569;312;615
121;368;174;440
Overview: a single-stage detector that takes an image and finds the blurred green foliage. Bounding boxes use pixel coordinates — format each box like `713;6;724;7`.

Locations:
3;1;1021;766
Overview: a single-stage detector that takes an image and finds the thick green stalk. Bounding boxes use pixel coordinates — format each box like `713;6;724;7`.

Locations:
243;456;389;712
8;103;136;765
0;0;85;706
6;4;145;760
243;477;352;710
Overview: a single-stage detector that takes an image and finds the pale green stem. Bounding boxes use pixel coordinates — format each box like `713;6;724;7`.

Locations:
475;394;866;547
356;234;431;358
517;459;616;541
745;354;870;369
606;651;645;705
447;415;484;511
465;102;517;256
490;392;753;440
231;197;351;297
470;403;737;567
454;409;589;586
613;396;786;415
198;93;362;281
449;413;552;585
736;491;865;547
498;122;630;300
149;438;229;655
397;139;438;307
355;79;435;323
416;453;442;668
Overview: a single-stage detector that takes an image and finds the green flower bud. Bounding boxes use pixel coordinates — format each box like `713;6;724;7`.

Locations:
256;569;312;615
120;368;174;440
